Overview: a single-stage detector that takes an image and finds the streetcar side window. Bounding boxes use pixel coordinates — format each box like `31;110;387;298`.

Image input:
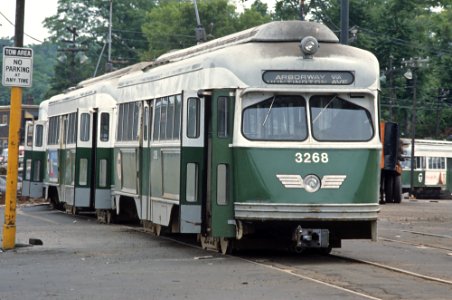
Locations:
25;159;32;180
80;113;90;142
174;95;181;139
217;164;228;205
187;97;200;138
47;116;60;145
151;95;181;141
310;95;373;142
33;160;41;181
132;102;140;141
144;107;149;141
67;113;77;144
186;163;198;202
160;97;168;140
167;96;175;139
100;113;110;142
79;158;88;186
26;123;33;147
117;104;124;141
153;99;161;141
242;95;307;141
117;102;140;142
35;124;43;147
218;96;229;138
99;159;108;187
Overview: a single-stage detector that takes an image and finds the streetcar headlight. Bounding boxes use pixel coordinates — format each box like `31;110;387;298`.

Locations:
303;175;321;193
299;36;319;59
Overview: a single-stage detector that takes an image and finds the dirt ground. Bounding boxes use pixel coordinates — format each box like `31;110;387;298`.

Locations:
0;195;48;206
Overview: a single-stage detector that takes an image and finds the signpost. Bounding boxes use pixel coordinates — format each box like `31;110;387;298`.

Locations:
2;46;33;87
1;0;30;250
1;46;33;250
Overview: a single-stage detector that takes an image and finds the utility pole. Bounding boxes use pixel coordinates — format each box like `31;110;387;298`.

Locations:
106;0;113;72
58;27;88;86
402;57;429;197
388;55;396;120
2;0;25;250
340;0;349;45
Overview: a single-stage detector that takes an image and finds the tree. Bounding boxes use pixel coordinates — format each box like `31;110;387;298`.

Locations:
301;0;452;139
0;38;56;104
43;0;155;95
141;0;270;60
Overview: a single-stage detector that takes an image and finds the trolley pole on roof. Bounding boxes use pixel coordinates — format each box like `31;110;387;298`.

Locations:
193;0;206;44
299;0;305;21
2;0;27;250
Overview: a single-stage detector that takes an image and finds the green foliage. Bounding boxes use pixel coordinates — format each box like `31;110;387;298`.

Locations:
43;0;155;95
141;0;270;60
0;39;56;104
6;0;449;139
287;0;452;139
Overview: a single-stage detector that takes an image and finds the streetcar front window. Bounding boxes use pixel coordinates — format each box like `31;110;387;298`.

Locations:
310;95;373;141
242;95;307;141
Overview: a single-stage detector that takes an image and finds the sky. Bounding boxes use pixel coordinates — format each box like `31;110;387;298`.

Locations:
0;0;58;45
0;0;276;45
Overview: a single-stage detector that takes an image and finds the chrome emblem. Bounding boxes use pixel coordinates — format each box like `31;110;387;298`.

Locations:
276;174;346;191
303;175;321;193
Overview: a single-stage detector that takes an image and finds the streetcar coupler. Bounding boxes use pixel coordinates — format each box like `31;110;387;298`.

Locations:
292;226;329;251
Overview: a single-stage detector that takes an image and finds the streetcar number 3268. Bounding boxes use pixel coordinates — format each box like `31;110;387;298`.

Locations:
295;152;329;163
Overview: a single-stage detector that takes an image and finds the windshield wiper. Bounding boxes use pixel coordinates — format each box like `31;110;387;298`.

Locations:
262;96;276;127
312;95;337;124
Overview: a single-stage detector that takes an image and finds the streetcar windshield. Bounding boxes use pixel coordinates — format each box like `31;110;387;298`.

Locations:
242;95;308;141
242;94;373;142
310;95;373;141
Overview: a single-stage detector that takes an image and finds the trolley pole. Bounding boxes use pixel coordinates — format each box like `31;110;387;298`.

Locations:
2;0;25;250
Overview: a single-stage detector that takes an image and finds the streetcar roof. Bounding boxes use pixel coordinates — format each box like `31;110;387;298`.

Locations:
402;138;452;158
155;20;339;64
116;21;379;102
47;80;118;116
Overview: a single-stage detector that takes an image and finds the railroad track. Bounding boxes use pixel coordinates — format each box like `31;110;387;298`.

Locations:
20;205;452;299
236;251;452;300
131;224;452;300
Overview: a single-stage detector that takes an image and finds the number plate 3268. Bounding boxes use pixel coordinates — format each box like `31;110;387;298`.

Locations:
294;152;329;163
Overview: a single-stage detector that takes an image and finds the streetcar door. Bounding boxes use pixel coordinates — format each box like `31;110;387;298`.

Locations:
60;115;73;206
95;107;113;210
28;121;46;198
208;90;235;238
143;101;152;221
180;91;205;233
75;108;96;209
22;121;34;197
19;121;35;197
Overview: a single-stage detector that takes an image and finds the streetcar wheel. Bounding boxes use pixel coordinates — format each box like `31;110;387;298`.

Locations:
393;176;402;203
384;175;394;203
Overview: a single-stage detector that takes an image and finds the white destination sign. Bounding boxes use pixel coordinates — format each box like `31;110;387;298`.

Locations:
2;46;33;87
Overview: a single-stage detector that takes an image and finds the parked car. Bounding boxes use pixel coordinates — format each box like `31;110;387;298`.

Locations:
0;175;22;194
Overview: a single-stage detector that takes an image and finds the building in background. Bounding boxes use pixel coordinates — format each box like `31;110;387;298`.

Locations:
0;103;39;152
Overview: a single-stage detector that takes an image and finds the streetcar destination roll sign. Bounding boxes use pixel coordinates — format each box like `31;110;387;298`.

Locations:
263;70;354;85
2;46;33;88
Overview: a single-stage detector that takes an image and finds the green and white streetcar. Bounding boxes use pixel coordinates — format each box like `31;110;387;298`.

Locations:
25;21;381;254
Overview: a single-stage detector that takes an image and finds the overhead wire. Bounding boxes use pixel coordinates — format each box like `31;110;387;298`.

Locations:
0;10;44;44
